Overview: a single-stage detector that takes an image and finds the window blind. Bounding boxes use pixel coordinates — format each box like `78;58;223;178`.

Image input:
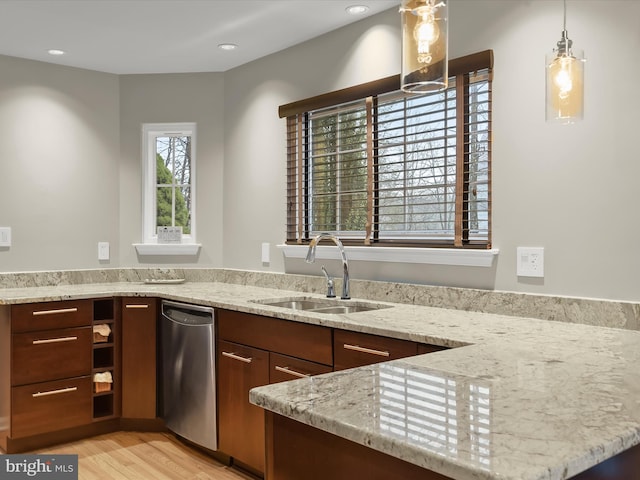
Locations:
285;50;492;248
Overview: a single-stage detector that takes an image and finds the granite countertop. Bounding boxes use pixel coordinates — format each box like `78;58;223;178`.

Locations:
2;279;640;479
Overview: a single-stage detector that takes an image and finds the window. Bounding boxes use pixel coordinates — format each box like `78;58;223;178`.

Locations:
281;50;492;249
141;123;197;246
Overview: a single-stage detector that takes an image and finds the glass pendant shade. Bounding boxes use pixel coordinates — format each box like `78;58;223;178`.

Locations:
400;0;448;93
545;1;585;124
546;46;584;123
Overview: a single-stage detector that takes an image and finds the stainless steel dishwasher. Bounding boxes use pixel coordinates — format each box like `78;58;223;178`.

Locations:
160;300;217;451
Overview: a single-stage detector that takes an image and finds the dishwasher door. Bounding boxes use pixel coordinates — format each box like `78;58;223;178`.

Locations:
161;300;217;451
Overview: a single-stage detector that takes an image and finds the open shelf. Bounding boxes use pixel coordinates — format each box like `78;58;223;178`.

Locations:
91;298;119;421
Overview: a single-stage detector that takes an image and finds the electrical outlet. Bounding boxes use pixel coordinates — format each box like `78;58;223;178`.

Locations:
517;247;544;278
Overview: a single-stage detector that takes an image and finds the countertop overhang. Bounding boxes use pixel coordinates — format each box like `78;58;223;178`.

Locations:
1;280;639;480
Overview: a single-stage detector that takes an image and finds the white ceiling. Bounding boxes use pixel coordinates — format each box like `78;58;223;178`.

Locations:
0;0;399;75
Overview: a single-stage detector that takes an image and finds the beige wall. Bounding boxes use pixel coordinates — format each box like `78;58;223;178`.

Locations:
222;1;640;301
1;1;639;303
0;55;120;271
118;73;225;267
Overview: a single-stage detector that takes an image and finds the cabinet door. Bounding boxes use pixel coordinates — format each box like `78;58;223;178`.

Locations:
218;339;269;474
334;330;418;371
121;298;157;419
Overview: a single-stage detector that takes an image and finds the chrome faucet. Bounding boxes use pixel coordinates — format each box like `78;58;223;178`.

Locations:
305;233;350;300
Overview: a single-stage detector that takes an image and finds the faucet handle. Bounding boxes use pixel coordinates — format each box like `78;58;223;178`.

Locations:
321;265;336;298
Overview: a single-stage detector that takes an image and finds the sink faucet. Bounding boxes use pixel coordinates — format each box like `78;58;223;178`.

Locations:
305;233;350;300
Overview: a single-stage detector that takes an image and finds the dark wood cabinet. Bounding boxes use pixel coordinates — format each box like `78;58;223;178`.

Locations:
5;298;121;451
12;326;92;386
265;412;452;480
121;297;157;419
11;376;93;438
217;339;270;473
269;353;332;384
217;309;334;475
9;300;95;443
333;329;419;370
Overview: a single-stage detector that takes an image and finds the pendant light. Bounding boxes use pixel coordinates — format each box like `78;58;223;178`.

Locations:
400;0;448;93
546;0;585;123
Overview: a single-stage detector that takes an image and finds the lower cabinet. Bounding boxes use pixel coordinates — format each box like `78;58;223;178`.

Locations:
265;412;452;480
217;340;270;473
5;298;121;452
121;297;157;419
333;329;419;370
216;309;333;475
11;376;93;438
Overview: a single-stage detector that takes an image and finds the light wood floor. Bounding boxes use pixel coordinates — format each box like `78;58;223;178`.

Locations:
34;431;256;480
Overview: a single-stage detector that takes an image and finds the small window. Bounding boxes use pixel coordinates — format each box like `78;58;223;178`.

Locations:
142;123;196;244
281;51;492;249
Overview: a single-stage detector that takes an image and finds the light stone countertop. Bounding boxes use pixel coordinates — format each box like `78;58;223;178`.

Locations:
1;279;640;479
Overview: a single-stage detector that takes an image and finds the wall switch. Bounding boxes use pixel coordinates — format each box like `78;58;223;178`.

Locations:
261;242;270;264
98;242;110;261
0;227;11;247
517;247;544;278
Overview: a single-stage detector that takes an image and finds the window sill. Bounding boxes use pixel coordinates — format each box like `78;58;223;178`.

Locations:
277;244;499;267
133;243;201;256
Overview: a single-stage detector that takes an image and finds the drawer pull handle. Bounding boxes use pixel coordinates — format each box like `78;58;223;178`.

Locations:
125;304;149;309
343;344;390;357
32;386;78;398
222;351;252;364
274;365;310;379
32;307;78;316
32;336;78;345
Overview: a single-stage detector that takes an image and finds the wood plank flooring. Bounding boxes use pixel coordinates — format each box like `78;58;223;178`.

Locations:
34;431;256;480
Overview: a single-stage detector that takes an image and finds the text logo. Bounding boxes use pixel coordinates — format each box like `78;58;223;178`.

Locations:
0;455;78;480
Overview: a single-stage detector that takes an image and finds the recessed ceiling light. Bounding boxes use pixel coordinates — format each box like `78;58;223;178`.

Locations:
346;5;369;15
218;43;238;51
47;49;65;56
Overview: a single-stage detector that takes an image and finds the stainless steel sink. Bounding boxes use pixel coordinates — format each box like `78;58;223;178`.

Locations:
309;305;379;314
258;299;336;311
252;297;389;314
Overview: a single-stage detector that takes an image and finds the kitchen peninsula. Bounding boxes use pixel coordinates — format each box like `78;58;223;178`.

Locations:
1;268;639;480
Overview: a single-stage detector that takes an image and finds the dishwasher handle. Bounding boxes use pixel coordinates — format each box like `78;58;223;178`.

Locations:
161;300;214;326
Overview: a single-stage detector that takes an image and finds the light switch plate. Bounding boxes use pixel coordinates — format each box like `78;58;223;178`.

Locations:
261;242;270;263
517;247;544;278
98;242;110;261
0;227;11;247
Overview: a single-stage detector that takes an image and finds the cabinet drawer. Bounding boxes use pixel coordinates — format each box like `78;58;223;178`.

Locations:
218;310;333;366
12;326;92;386
334;330;418;371
269;353;333;384
11;376;92;438
12;300;92;333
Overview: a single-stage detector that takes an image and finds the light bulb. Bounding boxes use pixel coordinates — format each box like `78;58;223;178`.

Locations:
414;5;439;65
553;56;574;99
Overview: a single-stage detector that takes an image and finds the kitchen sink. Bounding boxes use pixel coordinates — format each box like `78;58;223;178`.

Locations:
252;297;389;314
